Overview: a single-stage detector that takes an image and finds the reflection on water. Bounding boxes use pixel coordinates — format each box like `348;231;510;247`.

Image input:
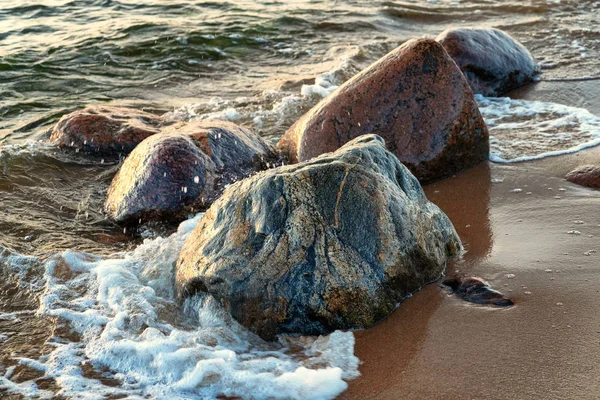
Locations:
425;163;494;265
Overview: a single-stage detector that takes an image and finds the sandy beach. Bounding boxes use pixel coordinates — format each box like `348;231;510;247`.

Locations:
342;82;600;400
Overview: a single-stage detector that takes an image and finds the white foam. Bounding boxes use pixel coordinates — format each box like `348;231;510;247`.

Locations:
477;95;600;162
301;74;340;98
0;374;53;399
2;213;359;399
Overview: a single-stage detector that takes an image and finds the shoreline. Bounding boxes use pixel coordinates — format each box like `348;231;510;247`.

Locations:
340;81;600;399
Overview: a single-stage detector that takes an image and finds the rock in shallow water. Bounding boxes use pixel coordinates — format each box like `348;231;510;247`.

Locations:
277;38;488;184
565;165;600;189
436;28;538;96
105;120;277;223
177;134;462;340
50;105;168;154
443;276;513;306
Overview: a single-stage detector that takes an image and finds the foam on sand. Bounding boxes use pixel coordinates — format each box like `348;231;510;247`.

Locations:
477;95;600;163
1;214;359;399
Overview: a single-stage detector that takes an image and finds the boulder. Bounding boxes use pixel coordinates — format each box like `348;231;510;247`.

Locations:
176;135;462;340
436;28;538;96
277;38;488;183
50;105;167;154
105;120;277;223
163;120;278;182
565;165;600;189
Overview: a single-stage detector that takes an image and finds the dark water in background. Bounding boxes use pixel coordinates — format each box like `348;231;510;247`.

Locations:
0;1;599;399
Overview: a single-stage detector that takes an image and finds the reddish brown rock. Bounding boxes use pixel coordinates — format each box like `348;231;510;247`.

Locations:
50;105;167;154
163;120;278;183
105;120;277;223
277;38;488;183
565;165;600;189
436;28;538;96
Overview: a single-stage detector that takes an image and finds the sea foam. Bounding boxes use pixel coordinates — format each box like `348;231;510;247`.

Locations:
477;95;600;163
2;214;359;399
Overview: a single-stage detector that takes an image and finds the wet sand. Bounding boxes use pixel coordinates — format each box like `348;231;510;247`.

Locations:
342;81;600;400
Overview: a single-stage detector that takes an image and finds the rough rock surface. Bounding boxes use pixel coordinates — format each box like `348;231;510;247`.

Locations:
50;105;167;154
277;38;488;183
163;120;278;182
436;28;538;96
105;120;277;223
177;135;462;340
443;276;513;306
565;165;600;189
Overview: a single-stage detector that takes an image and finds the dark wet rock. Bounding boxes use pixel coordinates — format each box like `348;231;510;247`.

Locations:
565;165;600;189
164;120;278;184
176;134;462;340
105;120;277;223
436;28;538;96
104;133;216;223
50;105;169;154
443;276;513;306
277;38;488;184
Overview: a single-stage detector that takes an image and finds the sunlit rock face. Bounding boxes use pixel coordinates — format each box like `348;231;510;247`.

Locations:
565;165;600;189
437;28;539;96
50;106;168;154
277;38;488;184
105;120;277;223
176;135;462;341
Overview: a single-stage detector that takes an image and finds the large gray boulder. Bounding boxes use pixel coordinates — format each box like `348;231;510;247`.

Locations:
176;134;462;340
436;28;538;96
105;120;277;223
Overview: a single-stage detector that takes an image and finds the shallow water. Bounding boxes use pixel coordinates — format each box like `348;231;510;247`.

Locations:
1;0;600;398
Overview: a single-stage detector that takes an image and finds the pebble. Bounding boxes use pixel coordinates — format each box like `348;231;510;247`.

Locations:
511;188;523;193
506;273;515;279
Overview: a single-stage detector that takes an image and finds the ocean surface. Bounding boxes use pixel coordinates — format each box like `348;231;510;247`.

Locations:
1;1;599;398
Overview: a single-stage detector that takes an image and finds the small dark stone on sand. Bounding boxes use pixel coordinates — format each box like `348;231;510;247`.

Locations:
443;276;513;306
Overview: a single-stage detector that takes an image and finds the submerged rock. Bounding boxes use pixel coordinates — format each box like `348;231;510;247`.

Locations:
50;105;167;154
565;165;600;189
443;276;513;306
277;38;488;184
177;135;462;340
436;28;538;96
105;120;277;223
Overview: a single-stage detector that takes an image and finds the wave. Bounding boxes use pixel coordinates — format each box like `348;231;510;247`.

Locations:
1;214;359;399
477;95;600;163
